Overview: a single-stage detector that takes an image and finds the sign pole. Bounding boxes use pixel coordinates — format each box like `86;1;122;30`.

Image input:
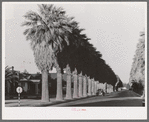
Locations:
16;86;23;107
18;93;20;107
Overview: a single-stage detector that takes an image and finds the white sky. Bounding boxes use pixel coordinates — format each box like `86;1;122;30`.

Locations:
3;2;146;83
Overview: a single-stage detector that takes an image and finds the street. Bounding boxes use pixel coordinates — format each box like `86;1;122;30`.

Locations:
51;90;142;107
5;90;143;107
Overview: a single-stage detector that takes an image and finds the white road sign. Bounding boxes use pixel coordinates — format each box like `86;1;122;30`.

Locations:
16;87;23;93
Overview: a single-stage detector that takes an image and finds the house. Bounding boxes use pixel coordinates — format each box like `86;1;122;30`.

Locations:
5;71;67;98
18;75;41;95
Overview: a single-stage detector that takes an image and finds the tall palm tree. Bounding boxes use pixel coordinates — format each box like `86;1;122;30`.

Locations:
22;4;75;102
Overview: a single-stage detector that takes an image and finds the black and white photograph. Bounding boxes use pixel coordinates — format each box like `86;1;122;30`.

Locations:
2;2;147;120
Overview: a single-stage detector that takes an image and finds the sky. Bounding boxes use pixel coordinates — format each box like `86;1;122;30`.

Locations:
3;2;146;83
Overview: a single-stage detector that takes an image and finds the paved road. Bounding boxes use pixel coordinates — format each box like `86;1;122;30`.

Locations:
5;90;143;107
50;90;143;107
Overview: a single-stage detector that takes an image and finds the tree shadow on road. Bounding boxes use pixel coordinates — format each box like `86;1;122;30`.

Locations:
66;99;143;107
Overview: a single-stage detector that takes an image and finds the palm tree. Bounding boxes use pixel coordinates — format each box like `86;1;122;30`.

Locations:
5;66;19;83
22;4;75;102
5;66;12;82
5;66;19;95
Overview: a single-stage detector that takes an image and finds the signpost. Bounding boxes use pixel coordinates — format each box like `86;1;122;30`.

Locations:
16;87;23;107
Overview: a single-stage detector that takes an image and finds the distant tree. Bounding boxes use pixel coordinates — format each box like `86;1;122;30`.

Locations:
36;72;41;74
23;69;29;74
126;83;130;89
5;66;19;95
129;30;145;95
5;66;19;83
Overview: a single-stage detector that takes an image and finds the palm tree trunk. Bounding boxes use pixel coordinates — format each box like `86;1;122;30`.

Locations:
105;82;107;93
73;68;78;98
94;81;96;94
83;76;87;97
115;75;119;91
113;85;115;92
95;80;97;94
56;67;63;101
91;79;94;95
141;89;145;98
88;77;92;96
78;72;83;97
65;65;72;99
41;70;49;102
93;80;95;95
96;82;98;91
97;82;99;91
65;74;72;99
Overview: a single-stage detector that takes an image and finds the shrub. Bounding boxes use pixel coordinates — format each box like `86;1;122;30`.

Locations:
131;80;144;95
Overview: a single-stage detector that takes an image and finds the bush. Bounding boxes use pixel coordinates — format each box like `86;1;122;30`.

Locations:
131;80;144;95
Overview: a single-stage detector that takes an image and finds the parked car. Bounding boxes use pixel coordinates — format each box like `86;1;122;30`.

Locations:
96;89;105;96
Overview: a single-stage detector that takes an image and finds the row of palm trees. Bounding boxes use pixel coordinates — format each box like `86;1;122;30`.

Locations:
56;68;105;100
22;4;119;102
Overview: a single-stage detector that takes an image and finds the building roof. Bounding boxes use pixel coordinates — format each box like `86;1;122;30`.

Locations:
18;73;67;83
30;79;40;83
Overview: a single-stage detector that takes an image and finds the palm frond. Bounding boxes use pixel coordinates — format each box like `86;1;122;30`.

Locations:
21;21;37;27
23;10;39;21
